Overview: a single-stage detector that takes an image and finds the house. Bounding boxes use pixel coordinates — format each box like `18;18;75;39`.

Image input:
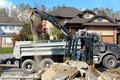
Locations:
49;7;120;43
110;13;120;44
66;10;120;43
0;15;23;47
46;7;82;39
83;14;119;43
0;27;4;36
64;9;96;35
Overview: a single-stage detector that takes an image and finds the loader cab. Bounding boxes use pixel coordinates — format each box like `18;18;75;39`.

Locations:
71;32;101;64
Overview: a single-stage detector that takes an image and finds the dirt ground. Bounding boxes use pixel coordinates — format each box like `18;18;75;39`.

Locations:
102;69;120;80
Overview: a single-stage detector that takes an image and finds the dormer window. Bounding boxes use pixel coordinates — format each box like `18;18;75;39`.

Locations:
85;13;89;18
97;17;102;22
64;19;68;23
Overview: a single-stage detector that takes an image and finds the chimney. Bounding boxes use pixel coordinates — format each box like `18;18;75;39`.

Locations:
42;5;45;12
98;10;103;15
112;13;116;23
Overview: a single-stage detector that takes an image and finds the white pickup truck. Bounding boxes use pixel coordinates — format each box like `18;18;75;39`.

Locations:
13;40;66;73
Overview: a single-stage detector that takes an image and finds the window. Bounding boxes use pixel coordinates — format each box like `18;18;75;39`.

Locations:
64;19;68;23
9;26;14;30
4;26;7;30
97;17;102;22
85;13;89;17
5;37;13;43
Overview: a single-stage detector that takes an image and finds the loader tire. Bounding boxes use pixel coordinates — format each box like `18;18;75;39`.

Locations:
40;58;54;70
22;59;36;74
102;55;117;69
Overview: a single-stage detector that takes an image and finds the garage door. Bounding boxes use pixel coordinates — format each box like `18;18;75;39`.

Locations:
102;36;114;43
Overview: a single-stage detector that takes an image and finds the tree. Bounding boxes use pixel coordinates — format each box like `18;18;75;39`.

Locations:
43;33;50;40
105;8;113;16
93;7;113;16
21;23;33;40
0;8;8;16
18;3;26;11
93;7;99;14
12;23;33;44
11;6;19;20
57;32;66;40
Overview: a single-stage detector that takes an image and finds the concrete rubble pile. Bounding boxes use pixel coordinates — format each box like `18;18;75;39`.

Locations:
0;61;116;80
38;61;114;80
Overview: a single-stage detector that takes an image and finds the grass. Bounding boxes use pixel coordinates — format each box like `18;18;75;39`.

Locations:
0;48;13;54
114;68;120;73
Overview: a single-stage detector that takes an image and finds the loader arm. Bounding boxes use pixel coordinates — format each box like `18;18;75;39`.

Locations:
31;8;73;58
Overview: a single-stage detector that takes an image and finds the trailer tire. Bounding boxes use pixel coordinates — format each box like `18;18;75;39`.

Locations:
22;59;36;74
40;58;54;70
5;59;12;65
102;55;117;69
13;60;19;66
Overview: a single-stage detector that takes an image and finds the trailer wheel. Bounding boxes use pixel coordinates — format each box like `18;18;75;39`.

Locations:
13;60;19;65
40;58;54;70
102;55;117;69
22;59;36;74
5;59;12;65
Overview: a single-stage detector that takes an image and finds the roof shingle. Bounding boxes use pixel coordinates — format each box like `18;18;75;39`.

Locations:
83;22;120;26
66;16;87;24
0;15;23;25
49;7;82;18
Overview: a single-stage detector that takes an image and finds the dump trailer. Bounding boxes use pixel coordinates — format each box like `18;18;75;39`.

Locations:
13;40;66;73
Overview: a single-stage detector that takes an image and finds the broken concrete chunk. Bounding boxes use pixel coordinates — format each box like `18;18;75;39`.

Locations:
42;63;79;80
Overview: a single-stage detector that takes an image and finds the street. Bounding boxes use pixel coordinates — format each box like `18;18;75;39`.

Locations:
1;61;120;75
0;54;120;80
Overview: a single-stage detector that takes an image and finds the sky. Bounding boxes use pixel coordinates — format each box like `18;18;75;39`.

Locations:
0;0;120;11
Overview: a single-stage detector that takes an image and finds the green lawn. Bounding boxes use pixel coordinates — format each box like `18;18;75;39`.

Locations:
114;68;120;73
0;48;13;54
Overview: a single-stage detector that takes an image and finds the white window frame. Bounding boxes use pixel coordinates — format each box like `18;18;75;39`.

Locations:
5;37;13;44
9;26;14;30
97;17;103;22
85;13;89;17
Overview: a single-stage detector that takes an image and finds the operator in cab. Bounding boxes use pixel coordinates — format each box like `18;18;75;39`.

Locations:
76;30;86;61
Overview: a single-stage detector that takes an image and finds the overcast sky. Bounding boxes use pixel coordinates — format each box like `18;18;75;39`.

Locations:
0;0;120;11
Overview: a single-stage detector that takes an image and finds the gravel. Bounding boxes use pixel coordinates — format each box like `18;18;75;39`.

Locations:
0;54;14;60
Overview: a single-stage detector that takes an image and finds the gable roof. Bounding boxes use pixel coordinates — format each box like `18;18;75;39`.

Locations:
83;14;120;26
87;14;114;23
65;16;87;24
49;7;82;18
0;15;23;26
113;14;120;21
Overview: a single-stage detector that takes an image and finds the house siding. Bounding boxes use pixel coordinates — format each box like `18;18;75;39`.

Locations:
0;25;22;47
1;37;13;47
83;13;94;19
0;37;2;47
87;26;115;43
93;18;109;22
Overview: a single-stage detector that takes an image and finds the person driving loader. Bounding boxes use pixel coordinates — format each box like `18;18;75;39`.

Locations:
76;30;86;60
